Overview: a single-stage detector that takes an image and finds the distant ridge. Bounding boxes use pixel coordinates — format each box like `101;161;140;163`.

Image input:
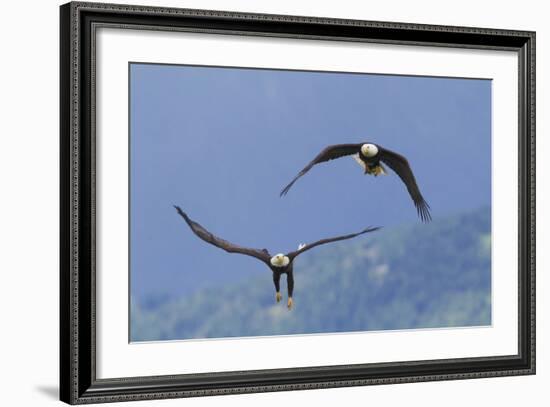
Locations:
131;206;491;341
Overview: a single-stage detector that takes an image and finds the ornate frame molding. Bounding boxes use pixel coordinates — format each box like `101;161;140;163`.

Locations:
60;2;535;404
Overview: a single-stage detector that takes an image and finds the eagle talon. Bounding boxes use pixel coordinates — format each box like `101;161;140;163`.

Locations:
174;209;382;312
366;165;385;176
279;142;430;222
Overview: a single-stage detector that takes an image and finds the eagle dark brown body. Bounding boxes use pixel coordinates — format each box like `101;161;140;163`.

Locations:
271;265;294;305
280;142;432;222
174;206;379;309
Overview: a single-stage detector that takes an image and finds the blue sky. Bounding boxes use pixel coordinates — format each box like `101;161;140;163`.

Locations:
130;63;491;299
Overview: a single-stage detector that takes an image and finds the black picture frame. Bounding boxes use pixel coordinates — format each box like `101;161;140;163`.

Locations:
60;1;536;404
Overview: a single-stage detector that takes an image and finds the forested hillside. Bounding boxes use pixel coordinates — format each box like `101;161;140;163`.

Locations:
131;207;491;341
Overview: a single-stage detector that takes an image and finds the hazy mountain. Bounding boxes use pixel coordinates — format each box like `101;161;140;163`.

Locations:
131;206;491;341
131;65;491;299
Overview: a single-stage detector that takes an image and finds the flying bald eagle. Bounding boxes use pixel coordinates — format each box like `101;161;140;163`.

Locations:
280;143;432;222
174;206;380;309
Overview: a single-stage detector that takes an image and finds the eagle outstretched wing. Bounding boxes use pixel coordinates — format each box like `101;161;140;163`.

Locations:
174;206;272;265
280;144;362;196
378;147;432;222
287;226;380;261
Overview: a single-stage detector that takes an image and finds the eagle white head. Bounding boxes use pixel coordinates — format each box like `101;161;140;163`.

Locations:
361;143;379;158
270;253;290;267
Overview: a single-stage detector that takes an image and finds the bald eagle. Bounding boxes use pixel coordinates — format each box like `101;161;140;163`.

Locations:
280;143;431;222
174;206;379;309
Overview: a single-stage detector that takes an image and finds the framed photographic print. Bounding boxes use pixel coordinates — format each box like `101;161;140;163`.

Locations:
60;1;535;404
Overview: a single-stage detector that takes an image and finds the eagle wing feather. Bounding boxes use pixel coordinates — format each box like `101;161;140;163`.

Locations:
174;206;272;265
280;144;362;196
287;226;380;261
378;147;432;222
